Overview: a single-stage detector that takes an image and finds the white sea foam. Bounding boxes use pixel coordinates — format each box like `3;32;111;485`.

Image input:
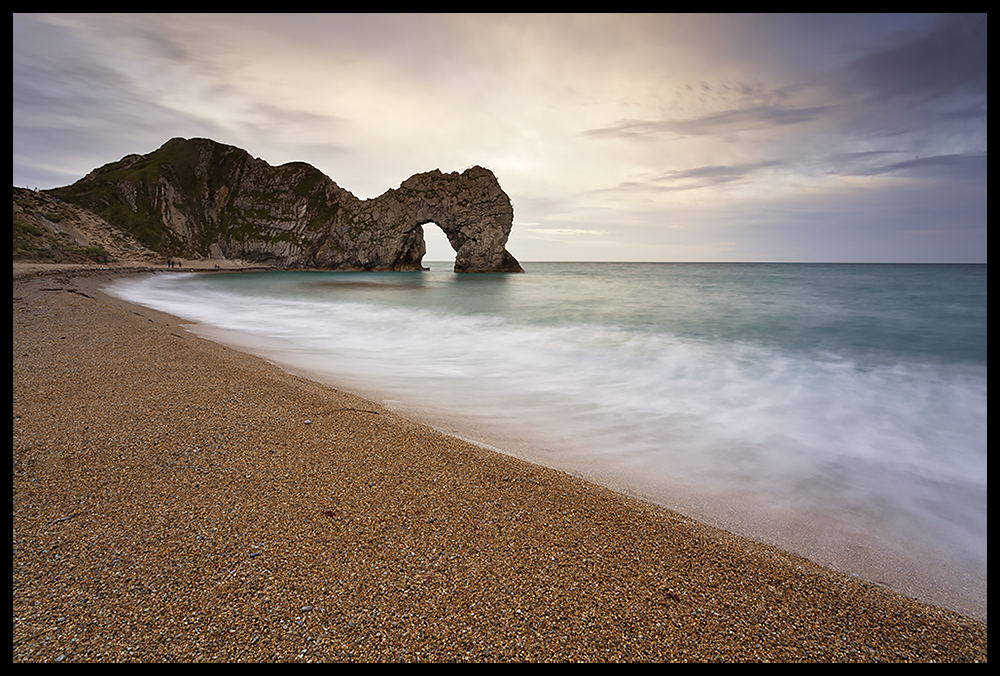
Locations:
109;264;988;619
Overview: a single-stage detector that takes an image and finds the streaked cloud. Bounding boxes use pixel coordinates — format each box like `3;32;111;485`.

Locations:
585;105;832;140
13;13;986;262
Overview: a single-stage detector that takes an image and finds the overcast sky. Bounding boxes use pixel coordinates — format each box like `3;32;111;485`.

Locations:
13;13;987;262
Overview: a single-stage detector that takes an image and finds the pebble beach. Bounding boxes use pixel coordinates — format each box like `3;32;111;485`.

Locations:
12;265;988;662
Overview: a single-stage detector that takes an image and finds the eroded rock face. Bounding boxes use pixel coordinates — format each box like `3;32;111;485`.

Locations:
50;137;523;272
318;166;523;272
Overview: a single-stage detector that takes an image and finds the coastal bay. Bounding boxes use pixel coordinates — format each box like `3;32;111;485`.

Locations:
13;265;987;662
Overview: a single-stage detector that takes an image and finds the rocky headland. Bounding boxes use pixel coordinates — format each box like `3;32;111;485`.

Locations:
16;137;522;273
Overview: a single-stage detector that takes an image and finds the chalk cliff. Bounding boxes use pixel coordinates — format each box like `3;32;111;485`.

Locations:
48;137;523;272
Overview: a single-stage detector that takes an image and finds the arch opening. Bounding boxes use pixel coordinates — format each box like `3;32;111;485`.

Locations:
420;220;456;270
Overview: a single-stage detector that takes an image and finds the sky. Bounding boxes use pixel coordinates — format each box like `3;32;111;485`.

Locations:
13;13;987;262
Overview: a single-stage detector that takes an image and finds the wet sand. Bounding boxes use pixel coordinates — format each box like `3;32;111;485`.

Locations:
12;266;987;662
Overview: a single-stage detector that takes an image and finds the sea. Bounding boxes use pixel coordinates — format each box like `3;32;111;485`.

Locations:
108;262;987;620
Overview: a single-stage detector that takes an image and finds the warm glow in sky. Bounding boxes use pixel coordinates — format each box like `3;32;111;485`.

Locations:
13;13;987;262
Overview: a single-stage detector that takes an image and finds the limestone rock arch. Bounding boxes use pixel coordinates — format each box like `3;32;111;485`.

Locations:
345;165;524;273
50;138;524;273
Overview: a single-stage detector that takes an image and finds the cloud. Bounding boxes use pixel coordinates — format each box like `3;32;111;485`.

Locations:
840;152;987;179
13;13;987;261
834;13;986;104
584;14;986;159
584;104;832;141
607;160;787;194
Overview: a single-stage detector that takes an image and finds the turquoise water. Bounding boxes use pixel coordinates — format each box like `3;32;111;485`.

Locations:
110;262;987;618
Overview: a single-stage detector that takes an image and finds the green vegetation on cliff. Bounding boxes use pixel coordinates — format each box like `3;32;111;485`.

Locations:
48;137;341;260
19;137;522;272
13;187;113;263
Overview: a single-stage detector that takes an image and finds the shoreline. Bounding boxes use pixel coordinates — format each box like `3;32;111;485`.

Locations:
13;264;987;662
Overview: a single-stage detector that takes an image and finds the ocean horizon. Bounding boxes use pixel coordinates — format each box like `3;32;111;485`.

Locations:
109;261;987;620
